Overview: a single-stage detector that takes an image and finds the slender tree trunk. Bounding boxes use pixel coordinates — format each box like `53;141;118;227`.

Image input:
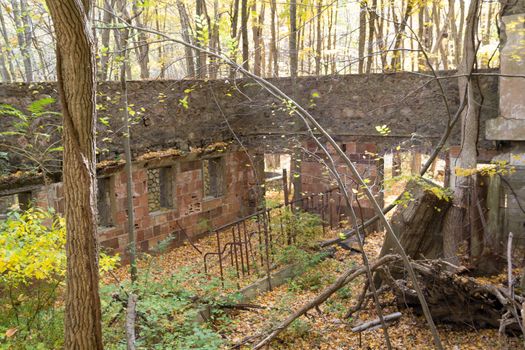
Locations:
0;5;14;81
390;0;414;71
177;1;196;78
132;2;149;79
366;0;378;74
11;0;33;81
442;0;481;265
315;0;322;75
208;0;220;79
196;0;208;77
358;1;366;73
98;0;114;80
252;0;265;76
229;0;240;78
418;3;425;70
241;0;249;70
457;0;465;65
331;4;337;74
45;0;103;347
482;1;494;45
269;0;278;77
155;5;166;79
119;4;138;283
289;0;298;78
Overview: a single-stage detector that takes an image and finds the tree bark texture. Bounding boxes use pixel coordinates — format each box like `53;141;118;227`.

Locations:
378;179;450;261
442;0;481;265
45;0;103;348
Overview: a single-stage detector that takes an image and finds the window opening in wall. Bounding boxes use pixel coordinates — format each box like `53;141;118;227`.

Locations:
0;191;32;219
147;167;174;212
97;177;113;227
203;157;225;199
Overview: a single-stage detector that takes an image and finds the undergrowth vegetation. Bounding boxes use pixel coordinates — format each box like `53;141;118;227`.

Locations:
0;205;331;349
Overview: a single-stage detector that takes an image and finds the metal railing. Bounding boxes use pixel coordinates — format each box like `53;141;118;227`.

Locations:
203;187;346;287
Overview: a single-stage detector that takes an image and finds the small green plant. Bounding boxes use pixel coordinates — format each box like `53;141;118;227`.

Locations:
101;268;228;350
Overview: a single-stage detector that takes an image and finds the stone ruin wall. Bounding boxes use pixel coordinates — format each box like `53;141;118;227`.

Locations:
0;72;501;253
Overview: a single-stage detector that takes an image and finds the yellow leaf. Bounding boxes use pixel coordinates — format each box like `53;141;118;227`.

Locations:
6;328;18;338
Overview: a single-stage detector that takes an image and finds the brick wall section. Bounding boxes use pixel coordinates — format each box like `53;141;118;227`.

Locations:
301;140;384;227
30;151;253;254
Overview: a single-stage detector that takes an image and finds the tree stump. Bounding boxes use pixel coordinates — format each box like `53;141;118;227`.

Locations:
378;179;451;261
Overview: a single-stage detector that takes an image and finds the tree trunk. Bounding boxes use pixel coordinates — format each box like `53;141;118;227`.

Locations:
252;0;265;76
442;0;481;265
390;0;414;71
366;0;377;74
289;0;298;78
358;1;366;74
132;2;149;79
98;0;114;81
45;0;103;348
196;0;208;77
0;4;14;81
177;1;196;78
269;0;278;77
11;0;33;81
120;6;138;283
241;0;249;70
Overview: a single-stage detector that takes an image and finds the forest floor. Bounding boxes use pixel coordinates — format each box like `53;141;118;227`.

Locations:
107;227;524;349
223;231;524;349
104;188;523;349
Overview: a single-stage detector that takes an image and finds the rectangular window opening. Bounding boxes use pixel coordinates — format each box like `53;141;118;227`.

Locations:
203;157;225;199
147;167;174;212
97;177;113;227
0;191;32;219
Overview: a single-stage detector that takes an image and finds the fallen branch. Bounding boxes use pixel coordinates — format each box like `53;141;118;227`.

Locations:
252;255;399;349
351;312;402;333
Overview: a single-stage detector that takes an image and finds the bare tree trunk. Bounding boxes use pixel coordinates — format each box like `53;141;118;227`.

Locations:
131;2;150;79
442;0;481;265
252;0;265;76
229;0;240;78
0;5;14;81
457;0;465;65
358;1;366;74
196;0;208;77
119;7;138;282
11;0;33;81
241;0;249;70
268;0;278;77
155;5;166;79
418;3;425;70
482;1;494;45
366;0;378;74
315;0;322;75
98;0;114;80
45;0;103;347
289;0;298;78
209;0;220;79
390;0;414;71
177;1;196;78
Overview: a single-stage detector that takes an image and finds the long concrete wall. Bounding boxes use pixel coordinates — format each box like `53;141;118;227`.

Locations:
0;71;499;163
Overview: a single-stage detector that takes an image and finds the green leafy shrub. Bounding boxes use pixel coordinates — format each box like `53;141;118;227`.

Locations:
0;207;119;349
101;267;227;350
272;208;323;248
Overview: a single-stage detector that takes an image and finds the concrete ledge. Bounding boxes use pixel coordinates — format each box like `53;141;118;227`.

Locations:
486;118;525;141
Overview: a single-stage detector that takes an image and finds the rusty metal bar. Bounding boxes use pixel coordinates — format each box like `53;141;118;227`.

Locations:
216;230;224;286
242;221;250;275
231;227;240;280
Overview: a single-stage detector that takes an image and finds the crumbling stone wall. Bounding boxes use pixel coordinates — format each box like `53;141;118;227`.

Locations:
0;71;499;164
26;150;252;253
